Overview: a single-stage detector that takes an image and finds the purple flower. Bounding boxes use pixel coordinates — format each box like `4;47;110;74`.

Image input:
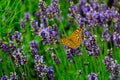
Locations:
24;13;30;22
0;40;16;56
46;48;53;53
20;20;26;29
34;55;47;78
1;75;8;80
64;46;82;62
69;4;79;16
35;11;41;19
75;47;82;56
68;14;74;24
29;41;39;57
47;67;54;80
52;0;59;3
109;63;119;80
103;56;113;73
9;40;16;51
31;20;38;29
0;40;2;48
38;0;48;29
112;24;120;48
14;31;22;46
102;27;110;42
112;63;119;75
112;0;118;7
112;32;117;41
0;58;3;62
31;20;39;35
46;0;61;20
101;4;108;11
88;73;98;80
52;53;60;65
39;1;46;12
30;41;38;49
90;1;100;11
30;49;38;57
41;17;48;28
79;0;87;6
35;63;47;78
116;34;120;48
68;2;81;24
81;4;91;15
39;25;59;45
77;16;87;28
113;23;120;33
64;46;74;62
12;48;27;67
10;72;18;80
8;32;15;41
83;35;100;56
34;55;43;63
99;14;108;23
1;44;11;55
103;49;119;80
29;41;47;78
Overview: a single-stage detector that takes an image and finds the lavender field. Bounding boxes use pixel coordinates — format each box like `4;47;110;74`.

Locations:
0;0;120;80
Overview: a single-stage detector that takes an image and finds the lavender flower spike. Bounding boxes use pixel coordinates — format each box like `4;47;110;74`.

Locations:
1;75;8;80
24;13;30;22
88;73;98;80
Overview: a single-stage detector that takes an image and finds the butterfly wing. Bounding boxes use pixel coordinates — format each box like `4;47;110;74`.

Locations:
60;28;82;49
60;38;76;49
70;28;82;48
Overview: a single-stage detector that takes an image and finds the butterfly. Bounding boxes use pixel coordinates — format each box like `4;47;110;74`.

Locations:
60;28;82;49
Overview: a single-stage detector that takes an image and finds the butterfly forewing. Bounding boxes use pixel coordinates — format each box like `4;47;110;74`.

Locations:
71;28;82;45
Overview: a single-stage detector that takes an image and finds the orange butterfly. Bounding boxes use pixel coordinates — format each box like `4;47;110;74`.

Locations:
60;28;82;49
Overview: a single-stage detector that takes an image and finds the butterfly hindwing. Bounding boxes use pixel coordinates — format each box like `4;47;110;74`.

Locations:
60;38;76;48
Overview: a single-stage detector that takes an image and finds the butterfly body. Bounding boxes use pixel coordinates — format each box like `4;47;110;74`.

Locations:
60;28;82;49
